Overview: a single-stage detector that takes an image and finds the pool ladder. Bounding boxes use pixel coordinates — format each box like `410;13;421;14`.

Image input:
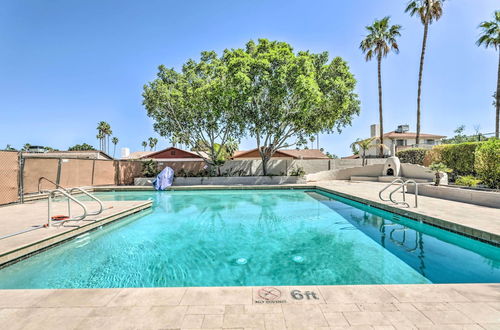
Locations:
378;178;419;208
38;177;104;227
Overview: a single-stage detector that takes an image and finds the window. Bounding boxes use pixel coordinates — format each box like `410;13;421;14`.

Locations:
396;139;405;146
426;139;434;145
171;150;176;155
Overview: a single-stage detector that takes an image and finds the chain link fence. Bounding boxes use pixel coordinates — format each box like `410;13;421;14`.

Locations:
0;151;20;205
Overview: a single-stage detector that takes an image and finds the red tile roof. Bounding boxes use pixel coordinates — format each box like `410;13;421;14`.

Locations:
233;148;329;159
383;131;446;139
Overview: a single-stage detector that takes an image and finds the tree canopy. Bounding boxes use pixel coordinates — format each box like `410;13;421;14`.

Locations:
225;39;360;174
68;143;96;151
143;51;246;172
143;39;360;174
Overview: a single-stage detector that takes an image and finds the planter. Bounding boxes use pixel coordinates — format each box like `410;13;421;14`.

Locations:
406;184;500;208
134;176;306;187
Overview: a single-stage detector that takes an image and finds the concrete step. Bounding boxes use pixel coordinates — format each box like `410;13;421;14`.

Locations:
350;175;433;183
350;176;379;182
378;176;402;182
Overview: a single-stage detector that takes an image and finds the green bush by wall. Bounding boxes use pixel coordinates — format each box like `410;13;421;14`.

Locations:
396;148;427;165
474;139;500;189
438;142;483;179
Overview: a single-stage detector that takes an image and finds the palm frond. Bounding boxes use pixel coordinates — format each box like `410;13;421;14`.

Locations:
360;17;402;61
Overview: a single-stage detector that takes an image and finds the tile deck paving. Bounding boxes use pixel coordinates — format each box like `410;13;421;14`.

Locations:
0;284;498;329
0;182;498;329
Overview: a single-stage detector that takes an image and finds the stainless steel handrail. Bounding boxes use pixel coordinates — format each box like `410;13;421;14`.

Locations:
378;178;405;202
38;177;68;194
48;189;88;227
68;187;103;216
389;179;419;208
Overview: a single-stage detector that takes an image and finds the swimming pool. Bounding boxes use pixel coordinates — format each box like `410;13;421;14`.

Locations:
0;189;498;288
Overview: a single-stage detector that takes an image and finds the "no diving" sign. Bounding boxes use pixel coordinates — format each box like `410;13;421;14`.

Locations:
255;287;319;304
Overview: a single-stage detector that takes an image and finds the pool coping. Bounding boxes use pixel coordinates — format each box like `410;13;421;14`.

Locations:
94;184;500;246
0;200;153;267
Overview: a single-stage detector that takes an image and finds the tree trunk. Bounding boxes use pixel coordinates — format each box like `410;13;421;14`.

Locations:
262;155;269;176
496;51;500;138
416;21;429;146
377;55;384;158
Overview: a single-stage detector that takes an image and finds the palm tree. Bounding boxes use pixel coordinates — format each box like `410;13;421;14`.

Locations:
111;137;119;158
148;137;158;151
406;0;445;145
360;17;402;157
141;141;147;151
350;138;375;166
96;121;112;153
22;143;31;151
477;11;500;138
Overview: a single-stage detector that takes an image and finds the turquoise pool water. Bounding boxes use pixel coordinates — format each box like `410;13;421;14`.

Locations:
0;189;498;288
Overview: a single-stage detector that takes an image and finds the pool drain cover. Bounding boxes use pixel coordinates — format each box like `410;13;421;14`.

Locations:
236;258;247;265
292;256;304;263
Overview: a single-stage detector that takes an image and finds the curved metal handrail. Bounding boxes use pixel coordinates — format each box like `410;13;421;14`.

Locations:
389;184;410;208
378;178;405;202
68;187;103;216
38;177;68;194
48;189;88;226
389;179;419;208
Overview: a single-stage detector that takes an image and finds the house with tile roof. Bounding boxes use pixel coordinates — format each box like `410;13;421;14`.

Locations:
123;147;207;161
365;124;446;157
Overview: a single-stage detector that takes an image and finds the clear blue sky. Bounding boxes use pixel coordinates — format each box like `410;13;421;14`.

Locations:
1;0;498;157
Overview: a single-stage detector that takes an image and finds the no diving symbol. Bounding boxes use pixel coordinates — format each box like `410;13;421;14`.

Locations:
258;287;281;301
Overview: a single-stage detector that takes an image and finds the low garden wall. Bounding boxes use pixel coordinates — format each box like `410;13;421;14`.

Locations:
406;184;500;209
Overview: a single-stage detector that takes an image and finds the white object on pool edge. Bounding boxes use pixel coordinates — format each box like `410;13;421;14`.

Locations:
236;258;247;265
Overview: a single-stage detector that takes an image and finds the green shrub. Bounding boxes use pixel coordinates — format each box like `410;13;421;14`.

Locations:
423;142;483;180
474;139;500;189
423;145;446;166
396;148;428;165
439;142;482;178
290;166;305;177
429;162;452;186
455;175;482;187
141;159;159;177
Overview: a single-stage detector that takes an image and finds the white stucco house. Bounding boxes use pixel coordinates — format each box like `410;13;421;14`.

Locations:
365;124;446;157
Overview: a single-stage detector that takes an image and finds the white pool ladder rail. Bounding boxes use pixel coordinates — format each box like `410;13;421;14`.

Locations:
378;178;419;208
38;177;104;227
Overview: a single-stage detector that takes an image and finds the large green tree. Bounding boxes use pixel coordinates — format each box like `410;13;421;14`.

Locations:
68;143;96;151
225;39;360;174
143;51;246;173
406;0;445;145
477;11;500;138
360;17;401;157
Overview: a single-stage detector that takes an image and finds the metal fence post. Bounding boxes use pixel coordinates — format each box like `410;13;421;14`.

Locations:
56;158;62;185
18;152;24;203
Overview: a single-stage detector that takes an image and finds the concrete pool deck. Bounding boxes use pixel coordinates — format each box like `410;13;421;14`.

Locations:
0;283;499;329
0;181;498;329
0;199;152;265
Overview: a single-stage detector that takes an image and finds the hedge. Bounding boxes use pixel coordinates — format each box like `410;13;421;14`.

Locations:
396;148;427;165
474;139;500;189
423;142;483;180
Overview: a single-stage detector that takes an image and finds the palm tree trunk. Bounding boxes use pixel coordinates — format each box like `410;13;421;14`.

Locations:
377;55;384;157
496;51;500;138
416;21;429;146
